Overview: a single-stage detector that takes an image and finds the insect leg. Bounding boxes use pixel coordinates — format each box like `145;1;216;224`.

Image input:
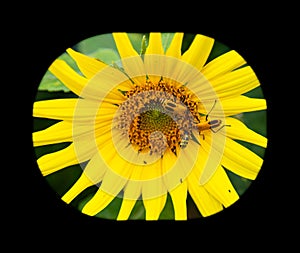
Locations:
210;124;231;133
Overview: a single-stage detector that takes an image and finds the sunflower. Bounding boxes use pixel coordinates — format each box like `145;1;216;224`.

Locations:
32;32;267;220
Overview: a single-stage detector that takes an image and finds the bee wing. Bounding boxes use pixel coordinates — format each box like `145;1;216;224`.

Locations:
190;130;200;145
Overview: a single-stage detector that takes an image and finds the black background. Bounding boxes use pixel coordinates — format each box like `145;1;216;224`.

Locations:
5;4;290;250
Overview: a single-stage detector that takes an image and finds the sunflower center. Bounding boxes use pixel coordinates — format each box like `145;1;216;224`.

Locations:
140;110;174;132
128;109;180;156
113;78;201;162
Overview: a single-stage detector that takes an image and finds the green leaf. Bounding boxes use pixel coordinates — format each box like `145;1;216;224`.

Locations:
38;33;121;92
161;33;175;53
187;193;202;219
38;53;79;92
38;70;70;92
87;48;120;65
34;142;71;159
34;90;78;102
225;170;252;196
127;33;146;54
159;194;175;220
181;33;196;54
140;35;147;55
128;200;145;220
75;189;124;220
75;33;117;55
95;196;123;220
75;33;121;65
75;186;98;211
45;164;83;196
206;40;231;63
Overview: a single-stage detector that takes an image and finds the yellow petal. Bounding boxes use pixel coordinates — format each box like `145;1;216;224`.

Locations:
185;143;224;217
112;32;140;58
165;32;184;58
33;99;78;121
221;137;264;180
140;160;168;201
139;153;167;220
169;181;188;220
33;121;72;147
145;32;164;55
187;170;223;217
49;59;88;96
116;167;143;220
225;117;268;147
66;48;107;79
182;34;214;71
98;166;130;199
112;32;146;81
90;137;134;200
194;129;227;185
208;66;260;99
143;194;167;220
161;149;184;191
203;165;239;208
201;50;246;80
61;173;93;204
61;152;107;204
79;155;133;217
117;199;137;220
33;98;104;123
121;167;143;199
37;143;89;176
81;189;116;216
143;33;164;80
214;96;267;117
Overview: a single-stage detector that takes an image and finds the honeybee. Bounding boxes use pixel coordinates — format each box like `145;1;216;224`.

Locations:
159;98;187;115
179;130;190;149
160;98;230;146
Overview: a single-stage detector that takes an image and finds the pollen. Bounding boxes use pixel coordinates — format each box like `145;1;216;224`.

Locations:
114;78;201;157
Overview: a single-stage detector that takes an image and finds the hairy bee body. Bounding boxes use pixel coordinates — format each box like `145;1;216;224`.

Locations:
159;98;229;148
179;131;189;149
159;98;187;115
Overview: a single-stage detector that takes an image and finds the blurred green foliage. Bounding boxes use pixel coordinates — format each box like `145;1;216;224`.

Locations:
33;33;267;220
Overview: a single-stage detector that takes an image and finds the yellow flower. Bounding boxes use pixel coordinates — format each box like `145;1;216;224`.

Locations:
32;32;267;220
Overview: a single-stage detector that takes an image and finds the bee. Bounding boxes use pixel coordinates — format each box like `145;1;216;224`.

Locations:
159;98;187;115
179;130;190;149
